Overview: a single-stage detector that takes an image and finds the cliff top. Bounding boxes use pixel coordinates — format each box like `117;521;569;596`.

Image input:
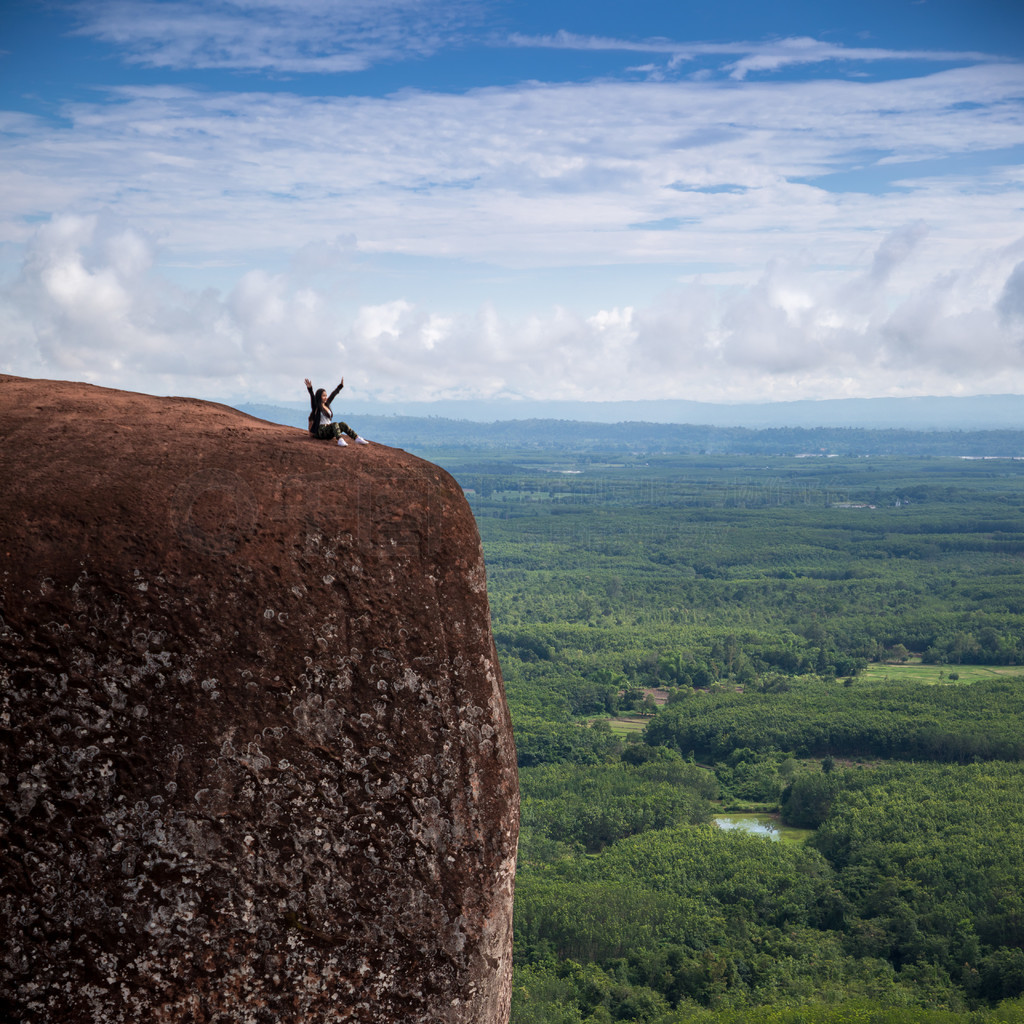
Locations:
0;374;517;1024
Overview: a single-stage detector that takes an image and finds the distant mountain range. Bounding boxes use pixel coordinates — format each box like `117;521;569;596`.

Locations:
237;397;1024;456
238;394;1024;431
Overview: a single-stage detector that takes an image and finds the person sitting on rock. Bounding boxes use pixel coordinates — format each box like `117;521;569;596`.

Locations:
305;377;369;447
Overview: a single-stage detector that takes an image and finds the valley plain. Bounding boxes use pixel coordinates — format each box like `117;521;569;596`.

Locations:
422;441;1024;1023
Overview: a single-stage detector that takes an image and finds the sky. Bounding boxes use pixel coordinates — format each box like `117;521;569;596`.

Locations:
2;0;1024;407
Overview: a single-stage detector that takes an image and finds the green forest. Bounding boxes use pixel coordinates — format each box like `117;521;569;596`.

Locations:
420;440;1024;1023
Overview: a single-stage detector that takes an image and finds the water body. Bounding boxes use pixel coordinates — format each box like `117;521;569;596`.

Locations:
714;814;783;841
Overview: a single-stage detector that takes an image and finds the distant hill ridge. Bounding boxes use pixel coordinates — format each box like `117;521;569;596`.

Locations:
238;393;1024;431
239;403;1024;456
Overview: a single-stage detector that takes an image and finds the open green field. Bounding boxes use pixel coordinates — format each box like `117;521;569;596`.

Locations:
600;715;650;735
860;659;1022;685
577;715;650;736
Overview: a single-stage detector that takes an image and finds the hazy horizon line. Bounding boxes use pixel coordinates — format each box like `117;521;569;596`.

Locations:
237;392;1024;431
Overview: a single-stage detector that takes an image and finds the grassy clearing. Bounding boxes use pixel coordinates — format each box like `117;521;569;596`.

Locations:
859;660;1023;686
580;715;651;737
606;716;649;736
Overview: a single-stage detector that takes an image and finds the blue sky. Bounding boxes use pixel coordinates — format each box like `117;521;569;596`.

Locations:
2;0;1023;405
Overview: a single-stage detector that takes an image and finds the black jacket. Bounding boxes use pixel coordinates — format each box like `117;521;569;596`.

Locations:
307;381;343;434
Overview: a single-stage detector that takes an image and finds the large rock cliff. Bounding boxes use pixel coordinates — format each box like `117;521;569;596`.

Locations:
0;375;518;1023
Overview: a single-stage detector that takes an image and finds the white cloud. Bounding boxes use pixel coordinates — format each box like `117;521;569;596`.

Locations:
998;261;1024;323
868;221;929;285
65;0;1010;83
507;30;1001;79
71;0;485;72
719;37;997;80
4;214;1024;403
3;65;1022;272
3;214;253;388
3;15;1022;404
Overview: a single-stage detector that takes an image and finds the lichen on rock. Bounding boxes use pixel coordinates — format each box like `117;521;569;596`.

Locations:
0;375;519;1024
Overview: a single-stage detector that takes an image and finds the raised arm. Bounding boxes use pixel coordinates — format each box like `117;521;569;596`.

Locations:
305;378;318;413
326;377;344;404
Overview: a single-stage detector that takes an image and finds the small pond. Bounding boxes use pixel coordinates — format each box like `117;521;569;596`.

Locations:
713;814;785;841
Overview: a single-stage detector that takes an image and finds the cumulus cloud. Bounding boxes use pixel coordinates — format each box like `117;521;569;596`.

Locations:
3;215;236;385
4;215;1024;403
868;222;930;285
998;262;1024;324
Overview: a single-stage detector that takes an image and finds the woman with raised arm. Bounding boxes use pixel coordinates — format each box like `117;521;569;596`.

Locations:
304;376;369;447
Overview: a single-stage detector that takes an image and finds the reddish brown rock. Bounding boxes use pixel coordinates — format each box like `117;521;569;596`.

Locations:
0;375;518;1024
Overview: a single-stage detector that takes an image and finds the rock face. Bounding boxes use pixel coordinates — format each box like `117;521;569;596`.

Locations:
0;375;518;1023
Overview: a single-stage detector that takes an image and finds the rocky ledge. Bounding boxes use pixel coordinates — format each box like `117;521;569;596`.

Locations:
0;375;518;1024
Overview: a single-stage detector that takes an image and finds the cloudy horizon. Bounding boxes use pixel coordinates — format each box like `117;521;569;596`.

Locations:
2;0;1023;406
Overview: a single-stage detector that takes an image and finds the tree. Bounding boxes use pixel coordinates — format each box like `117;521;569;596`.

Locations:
782;772;838;828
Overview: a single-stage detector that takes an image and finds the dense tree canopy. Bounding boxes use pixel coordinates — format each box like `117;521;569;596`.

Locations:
419;445;1024;1024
